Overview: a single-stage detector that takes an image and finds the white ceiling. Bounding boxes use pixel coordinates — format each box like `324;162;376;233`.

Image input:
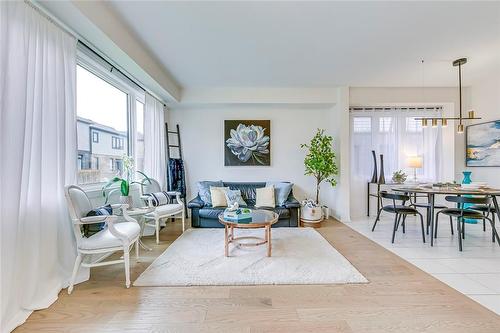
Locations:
108;1;500;88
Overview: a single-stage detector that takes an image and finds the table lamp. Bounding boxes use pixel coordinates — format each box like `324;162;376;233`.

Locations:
407;156;423;183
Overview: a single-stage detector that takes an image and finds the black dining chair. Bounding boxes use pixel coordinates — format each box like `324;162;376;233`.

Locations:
470;204;497;242
372;191;426;244
409;196;448;236
435;196;500;251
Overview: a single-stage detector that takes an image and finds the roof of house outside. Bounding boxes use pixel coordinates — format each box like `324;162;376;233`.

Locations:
77;116;127;137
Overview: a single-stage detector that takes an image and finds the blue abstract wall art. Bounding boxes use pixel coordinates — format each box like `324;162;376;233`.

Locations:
466;120;500;167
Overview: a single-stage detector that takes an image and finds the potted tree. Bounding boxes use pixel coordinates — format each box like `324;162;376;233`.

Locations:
300;129;338;222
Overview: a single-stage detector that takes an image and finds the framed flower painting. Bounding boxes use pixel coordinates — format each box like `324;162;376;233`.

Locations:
224;120;271;166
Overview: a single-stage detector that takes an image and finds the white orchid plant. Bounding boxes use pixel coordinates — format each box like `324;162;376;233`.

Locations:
102;154;151;202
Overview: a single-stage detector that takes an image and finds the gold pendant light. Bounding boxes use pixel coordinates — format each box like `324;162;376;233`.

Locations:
415;58;481;133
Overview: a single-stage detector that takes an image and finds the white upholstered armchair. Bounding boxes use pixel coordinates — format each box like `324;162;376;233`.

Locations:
65;185;141;293
140;178;185;243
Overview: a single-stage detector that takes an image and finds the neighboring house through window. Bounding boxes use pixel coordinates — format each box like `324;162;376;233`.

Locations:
76;42;146;184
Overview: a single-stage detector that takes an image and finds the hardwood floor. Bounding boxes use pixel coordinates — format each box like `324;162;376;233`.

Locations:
15;219;500;332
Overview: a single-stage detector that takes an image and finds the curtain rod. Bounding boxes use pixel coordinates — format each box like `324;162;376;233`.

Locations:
78;41;145;93
27;0;167;107
349;106;443;111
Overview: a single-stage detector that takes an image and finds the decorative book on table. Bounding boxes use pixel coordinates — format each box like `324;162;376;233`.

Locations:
223;208;252;223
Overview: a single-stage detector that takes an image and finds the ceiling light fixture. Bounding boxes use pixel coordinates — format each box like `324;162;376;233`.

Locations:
415;58;481;133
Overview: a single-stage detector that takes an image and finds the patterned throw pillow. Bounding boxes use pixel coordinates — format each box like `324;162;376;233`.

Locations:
84;204;113;237
144;191;172;207
196;180;223;205
224;189;247;207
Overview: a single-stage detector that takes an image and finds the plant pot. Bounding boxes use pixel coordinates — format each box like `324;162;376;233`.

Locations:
120;195;133;209
301;205;323;222
322;206;330;219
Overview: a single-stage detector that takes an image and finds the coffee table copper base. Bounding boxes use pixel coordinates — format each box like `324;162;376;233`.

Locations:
224;225;272;257
219;210;278;258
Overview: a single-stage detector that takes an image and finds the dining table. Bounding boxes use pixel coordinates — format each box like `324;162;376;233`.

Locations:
392;186;500;246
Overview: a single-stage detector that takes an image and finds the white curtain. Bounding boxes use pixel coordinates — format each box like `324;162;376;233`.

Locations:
349;107;443;217
0;2;80;331
144;93;166;189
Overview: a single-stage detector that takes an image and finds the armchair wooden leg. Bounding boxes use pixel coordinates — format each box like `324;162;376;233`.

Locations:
124;247;131;288
68;254;82;294
182;210;186;233
135;239;139;259
155;218;160;244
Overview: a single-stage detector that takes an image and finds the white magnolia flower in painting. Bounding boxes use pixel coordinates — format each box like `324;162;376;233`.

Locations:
226;124;270;164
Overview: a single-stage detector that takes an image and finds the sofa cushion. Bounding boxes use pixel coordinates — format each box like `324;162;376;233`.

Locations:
273;207;290;219
223;182;266;202
199;206;290;220
199;207;226;219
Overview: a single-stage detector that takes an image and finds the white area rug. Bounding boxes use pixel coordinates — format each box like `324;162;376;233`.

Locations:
134;228;368;286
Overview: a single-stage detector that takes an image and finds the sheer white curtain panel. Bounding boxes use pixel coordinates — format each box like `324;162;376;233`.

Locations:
0;2;82;331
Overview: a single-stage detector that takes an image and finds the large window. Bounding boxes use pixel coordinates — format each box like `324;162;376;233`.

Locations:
76;48;146;184
350;107;443;182
350;106;444;217
76;65;128;184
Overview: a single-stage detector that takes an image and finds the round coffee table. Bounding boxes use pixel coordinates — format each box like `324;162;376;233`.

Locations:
218;209;279;257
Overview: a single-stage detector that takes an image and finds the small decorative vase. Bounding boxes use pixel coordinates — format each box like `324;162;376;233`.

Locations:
462;171;472;184
461;171;475;224
378;154;385;184
370;150;378;183
120;195;133;209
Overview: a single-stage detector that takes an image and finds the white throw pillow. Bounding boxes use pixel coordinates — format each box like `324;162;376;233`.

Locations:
255;186;275;207
210;186;229;207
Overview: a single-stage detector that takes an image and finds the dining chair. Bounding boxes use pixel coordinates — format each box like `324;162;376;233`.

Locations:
374;191;426;244
435;196;500;251
470;204;497;242
409;196;448;236
140;178;185;243
65;185;141;293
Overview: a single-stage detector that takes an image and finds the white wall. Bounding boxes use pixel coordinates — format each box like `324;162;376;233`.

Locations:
169;103;348;218
455;64;500;187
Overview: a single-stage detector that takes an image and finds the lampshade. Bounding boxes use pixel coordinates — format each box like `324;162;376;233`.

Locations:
407;156;423;168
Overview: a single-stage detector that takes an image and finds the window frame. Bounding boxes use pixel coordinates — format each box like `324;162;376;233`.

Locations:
76;51;145;185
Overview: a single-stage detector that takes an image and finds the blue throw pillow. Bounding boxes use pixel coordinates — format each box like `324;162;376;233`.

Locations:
84;204;112;237
196;180;223;205
266;182;293;206
224;189;247;207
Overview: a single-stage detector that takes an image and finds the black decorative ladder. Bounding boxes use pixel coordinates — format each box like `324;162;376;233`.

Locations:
165;123;188;217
